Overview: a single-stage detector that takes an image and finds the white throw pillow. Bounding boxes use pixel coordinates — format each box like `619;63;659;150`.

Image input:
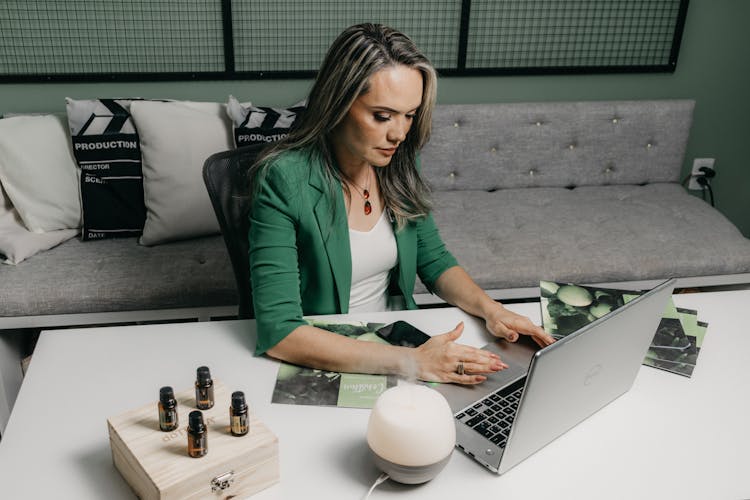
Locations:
0;115;81;232
0;184;77;264
130;100;235;246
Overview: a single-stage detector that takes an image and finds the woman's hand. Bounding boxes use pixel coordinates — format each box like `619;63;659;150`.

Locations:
432;267;555;350
412;322;508;384
484;303;555;347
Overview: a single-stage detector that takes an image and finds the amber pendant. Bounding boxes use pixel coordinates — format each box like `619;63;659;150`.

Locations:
363;189;369;199
364;200;372;215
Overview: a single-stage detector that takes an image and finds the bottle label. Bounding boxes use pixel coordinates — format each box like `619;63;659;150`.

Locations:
231;414;249;435
188;435;208;457
159;404;178;431
196;386;215;409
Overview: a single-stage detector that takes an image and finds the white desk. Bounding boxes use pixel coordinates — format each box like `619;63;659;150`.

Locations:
0;291;748;499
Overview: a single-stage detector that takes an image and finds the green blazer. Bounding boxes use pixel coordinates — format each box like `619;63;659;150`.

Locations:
249;148;458;354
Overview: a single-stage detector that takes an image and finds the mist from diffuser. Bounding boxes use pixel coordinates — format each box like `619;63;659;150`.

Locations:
366;384;456;484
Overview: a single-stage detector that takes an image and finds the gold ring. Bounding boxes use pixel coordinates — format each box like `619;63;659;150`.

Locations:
456;361;465;375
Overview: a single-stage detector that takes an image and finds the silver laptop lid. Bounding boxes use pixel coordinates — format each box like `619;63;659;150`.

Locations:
498;278;676;474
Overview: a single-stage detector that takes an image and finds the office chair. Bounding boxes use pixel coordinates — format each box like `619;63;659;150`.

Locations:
202;143;265;319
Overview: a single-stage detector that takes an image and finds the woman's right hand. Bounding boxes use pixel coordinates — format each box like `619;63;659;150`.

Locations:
412;322;508;384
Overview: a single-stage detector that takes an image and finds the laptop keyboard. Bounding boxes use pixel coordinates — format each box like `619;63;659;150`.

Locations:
455;377;526;449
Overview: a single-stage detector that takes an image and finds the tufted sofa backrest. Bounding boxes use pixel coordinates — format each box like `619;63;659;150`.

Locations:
421;100;694;191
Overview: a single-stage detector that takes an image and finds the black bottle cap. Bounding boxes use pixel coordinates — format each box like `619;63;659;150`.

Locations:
196;366;212;385
188;410;205;432
159;386;175;405
231;391;247;411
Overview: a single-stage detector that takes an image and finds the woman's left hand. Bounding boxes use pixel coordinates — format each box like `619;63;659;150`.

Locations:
484;303;556;347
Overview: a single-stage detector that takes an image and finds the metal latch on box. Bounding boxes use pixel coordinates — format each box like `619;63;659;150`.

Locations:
211;471;235;492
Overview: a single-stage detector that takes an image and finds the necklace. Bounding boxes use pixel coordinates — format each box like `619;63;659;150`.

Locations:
347;168;373;215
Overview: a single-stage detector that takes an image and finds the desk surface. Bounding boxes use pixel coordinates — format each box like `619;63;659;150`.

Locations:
0;291;748;499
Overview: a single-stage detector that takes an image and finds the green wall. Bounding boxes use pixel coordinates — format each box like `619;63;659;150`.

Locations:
1;0;748;236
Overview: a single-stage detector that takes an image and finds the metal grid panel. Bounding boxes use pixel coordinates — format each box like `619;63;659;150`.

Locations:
467;0;682;70
0;0;224;75
0;0;687;81
231;0;461;72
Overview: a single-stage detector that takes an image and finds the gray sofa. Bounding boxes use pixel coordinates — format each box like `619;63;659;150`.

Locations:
2;99;749;331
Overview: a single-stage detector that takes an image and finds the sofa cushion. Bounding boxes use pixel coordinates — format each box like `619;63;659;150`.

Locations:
421;100;694;191
130;100;234;246
66;98;147;241
0;235;236;317
0;114;81;232
419;183;750;293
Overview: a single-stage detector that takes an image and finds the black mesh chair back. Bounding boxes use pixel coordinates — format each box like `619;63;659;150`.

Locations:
202;144;265;319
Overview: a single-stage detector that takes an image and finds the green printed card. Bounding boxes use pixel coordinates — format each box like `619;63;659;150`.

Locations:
540;281;709;378
271;320;398;408
337;373;392;408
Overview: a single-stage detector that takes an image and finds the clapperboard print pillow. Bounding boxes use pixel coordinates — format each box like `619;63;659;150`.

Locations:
226;95;306;148
66;98;147;241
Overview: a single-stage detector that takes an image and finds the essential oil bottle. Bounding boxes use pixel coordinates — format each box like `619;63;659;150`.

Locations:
195;366;214;410
158;386;179;432
230;391;249;436
187;410;208;458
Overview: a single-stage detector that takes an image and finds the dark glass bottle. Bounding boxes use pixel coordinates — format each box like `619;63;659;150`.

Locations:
230;391;249;436
187;410;208;458
195;366;214;410
158;386;179;432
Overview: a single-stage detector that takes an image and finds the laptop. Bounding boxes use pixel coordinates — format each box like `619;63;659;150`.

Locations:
434;278;676;474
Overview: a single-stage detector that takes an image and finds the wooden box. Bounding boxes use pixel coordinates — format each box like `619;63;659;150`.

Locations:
108;381;279;499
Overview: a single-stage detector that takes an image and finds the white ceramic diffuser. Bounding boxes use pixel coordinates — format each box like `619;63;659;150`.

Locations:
366;384;456;484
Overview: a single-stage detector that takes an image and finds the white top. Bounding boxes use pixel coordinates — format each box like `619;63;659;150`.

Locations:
348;211;398;313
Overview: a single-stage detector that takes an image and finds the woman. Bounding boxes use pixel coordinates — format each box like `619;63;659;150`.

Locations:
249;23;553;384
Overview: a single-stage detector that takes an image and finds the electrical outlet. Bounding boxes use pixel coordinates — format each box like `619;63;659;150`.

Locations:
688;158;716;190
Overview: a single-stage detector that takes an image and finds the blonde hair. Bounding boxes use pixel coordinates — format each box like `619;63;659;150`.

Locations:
251;23;437;228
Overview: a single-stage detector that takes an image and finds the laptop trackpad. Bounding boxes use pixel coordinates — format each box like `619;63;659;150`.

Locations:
434;335;540;414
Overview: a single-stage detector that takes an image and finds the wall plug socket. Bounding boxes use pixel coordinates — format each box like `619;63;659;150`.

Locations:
688;158;715;190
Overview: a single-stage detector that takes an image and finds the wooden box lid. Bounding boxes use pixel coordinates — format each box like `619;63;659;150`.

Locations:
108;381;279;499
